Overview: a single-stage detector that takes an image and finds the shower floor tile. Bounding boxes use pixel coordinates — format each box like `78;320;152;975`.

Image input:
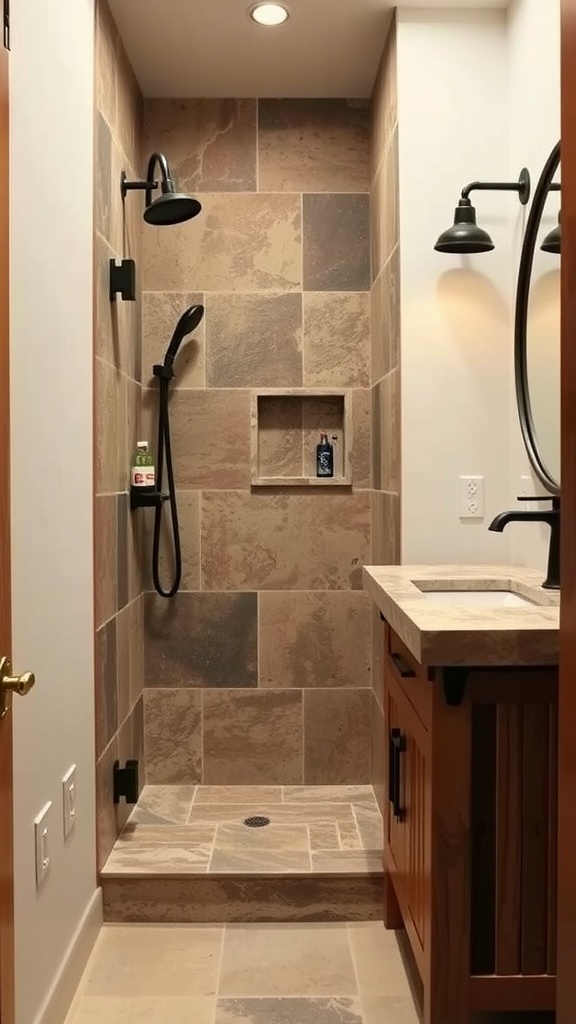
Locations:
102;784;383;878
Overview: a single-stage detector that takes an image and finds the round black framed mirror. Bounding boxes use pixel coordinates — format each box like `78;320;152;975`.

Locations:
514;140;561;496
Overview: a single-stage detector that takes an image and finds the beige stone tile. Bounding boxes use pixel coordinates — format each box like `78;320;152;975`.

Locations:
157;389;251;489
304;690;371;786
143;194;302;292
259;592;370;689
95;619;118;759
312;852;382;874
259;99;369;193
145;592;257;688
308;823;341;851
144;99;257;192
72;995;215;1024
118;698;144;788
371;490;400;566
120;824;215;845
216;998;363;1024
370;695;387;821
348;924;412;998
142;291;205;388
303;195;370;293
201;492;371;591
352;390;372;489
353;805;383;852
369;170;383;286
129;596;144;709
214;824;309;853
116;42;143;173
116;604;131;725
188;803;358;829
102;842;212;876
203;690;302;786
128;786;196;826
95;0;118;131
95;234;122;371
206;293;302;388
84;925;224;997
102;875;381;924
95;356;126;494
96;737;120;873
210;850;312;874
303;293;369;388
381;130;399;266
142;490;201;593
370;21;397;182
219;924;357;996
371;373;400;495
256;396;303;480
195;786;283;805
96;113;112;244
337;821;363;852
144;691;202;784
361;997;419;1024
283;786;376;805
95;495;117;629
371;247;400;386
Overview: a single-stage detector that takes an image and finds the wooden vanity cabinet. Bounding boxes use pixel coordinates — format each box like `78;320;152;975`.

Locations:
382;621;558;1023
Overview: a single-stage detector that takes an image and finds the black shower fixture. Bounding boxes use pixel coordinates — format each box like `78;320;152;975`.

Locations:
434;168;531;254
121;152;202;226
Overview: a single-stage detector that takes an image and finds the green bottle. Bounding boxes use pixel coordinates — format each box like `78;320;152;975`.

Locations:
131;441;155;492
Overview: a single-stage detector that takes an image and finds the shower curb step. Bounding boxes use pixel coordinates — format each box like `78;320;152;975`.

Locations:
101;870;383;924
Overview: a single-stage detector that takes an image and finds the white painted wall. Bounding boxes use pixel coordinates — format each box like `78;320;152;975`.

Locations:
10;0;97;1021
507;0;561;571
397;9;513;565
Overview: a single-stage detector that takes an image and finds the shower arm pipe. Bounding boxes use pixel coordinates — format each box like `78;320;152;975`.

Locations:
460;168;531;205
120;153;174;206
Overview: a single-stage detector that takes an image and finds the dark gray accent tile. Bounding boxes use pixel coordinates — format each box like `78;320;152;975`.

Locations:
145;592;258;688
303;195;370;292
96;617;118;759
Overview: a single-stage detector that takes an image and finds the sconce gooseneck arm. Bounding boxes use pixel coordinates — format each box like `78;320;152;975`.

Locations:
461;167;531;205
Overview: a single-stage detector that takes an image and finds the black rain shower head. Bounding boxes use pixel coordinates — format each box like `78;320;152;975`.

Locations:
435;168;531;254
164;304;205;367
121;152;202;226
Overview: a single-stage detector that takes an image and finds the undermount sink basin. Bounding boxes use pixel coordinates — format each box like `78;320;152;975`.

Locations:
419;589;535;609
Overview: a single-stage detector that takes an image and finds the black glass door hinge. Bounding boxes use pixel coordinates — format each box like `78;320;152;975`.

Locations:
3;0;10;51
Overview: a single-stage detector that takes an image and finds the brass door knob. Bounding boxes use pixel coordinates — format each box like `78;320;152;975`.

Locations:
0;656;35;718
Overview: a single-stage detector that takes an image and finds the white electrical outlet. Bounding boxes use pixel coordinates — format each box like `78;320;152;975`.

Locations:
34;802;52;890
459;476;485;519
62;765;77;839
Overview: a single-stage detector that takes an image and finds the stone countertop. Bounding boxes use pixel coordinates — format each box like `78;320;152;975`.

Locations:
362;565;560;667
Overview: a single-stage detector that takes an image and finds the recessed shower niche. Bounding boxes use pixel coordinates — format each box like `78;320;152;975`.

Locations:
250;389;353;486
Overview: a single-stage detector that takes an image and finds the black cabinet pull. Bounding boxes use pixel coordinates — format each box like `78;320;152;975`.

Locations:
388;727;406;822
390;652;416;679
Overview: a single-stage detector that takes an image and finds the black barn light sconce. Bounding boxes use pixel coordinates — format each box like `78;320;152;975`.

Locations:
434;168;531;254
540;182;562;254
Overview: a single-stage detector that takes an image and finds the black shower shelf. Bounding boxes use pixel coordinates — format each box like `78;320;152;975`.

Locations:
129;489;169;511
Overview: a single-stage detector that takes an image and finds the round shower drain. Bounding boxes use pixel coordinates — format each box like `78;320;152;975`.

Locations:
243;816;271;828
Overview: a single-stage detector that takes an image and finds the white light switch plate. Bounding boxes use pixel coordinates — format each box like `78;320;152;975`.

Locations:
62;764;77;839
34;801;52;889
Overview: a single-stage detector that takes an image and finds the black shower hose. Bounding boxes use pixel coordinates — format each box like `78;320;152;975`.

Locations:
151;364;181;598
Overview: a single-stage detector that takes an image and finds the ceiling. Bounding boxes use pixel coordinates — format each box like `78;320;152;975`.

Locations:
108;0;510;99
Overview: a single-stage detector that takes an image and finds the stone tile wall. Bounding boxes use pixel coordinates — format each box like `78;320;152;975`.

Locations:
94;0;145;870
369;20;401;818
141;98;374;786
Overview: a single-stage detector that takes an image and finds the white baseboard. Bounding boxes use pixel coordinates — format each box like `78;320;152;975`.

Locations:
35;888;103;1024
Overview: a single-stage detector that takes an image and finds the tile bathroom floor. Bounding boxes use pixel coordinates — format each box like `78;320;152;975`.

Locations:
66;922;419;1024
102;785;383;876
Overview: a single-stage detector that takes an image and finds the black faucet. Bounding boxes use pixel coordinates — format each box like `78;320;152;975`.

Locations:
488;496;560;590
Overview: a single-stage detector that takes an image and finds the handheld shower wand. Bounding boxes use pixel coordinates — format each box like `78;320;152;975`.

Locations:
152;304;205;598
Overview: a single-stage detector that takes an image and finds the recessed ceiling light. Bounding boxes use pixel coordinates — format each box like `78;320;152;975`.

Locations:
249;3;289;26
